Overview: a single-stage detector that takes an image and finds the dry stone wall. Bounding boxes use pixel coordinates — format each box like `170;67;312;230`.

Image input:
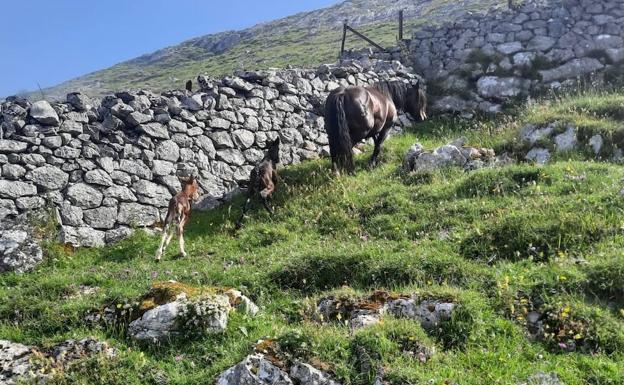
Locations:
0;59;420;248
409;0;624;113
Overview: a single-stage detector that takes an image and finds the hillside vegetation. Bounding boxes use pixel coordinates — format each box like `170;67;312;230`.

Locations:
1;90;624;384
23;0;508;100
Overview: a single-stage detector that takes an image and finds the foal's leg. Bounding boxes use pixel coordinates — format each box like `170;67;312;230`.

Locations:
162;221;176;256
236;195;252;229
178;215;187;257
260;181;275;216
155;222;171;261
262;198;274;215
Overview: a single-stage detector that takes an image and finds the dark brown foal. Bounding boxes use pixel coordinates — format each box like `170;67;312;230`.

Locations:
236;138;280;229
155;176;200;261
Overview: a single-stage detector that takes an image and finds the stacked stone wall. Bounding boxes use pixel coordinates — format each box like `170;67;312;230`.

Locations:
0;59;419;247
408;0;624;113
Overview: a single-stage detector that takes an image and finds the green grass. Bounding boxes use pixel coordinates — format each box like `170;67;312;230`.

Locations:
3;92;624;384
522;91;624;131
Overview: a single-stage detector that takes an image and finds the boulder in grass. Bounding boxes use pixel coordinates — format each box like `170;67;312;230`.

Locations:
128;293;231;343
217;354;294;385
519;372;566;385
217;354;341;385
0;340;35;384
0;337;115;385
404;140;502;173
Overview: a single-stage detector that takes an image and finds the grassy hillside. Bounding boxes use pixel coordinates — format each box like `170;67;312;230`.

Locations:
1;90;624;384
24;0;508;100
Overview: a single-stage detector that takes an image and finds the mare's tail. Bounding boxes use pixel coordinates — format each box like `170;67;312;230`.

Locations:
324;91;353;173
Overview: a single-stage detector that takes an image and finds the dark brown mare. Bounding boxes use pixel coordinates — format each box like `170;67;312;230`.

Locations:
155;176;200;261
236;138;281;229
324;80;427;174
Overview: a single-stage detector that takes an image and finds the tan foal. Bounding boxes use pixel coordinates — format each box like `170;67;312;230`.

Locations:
155;176;200;261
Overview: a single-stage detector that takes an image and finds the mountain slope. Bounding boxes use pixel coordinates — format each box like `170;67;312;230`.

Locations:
27;0;506;100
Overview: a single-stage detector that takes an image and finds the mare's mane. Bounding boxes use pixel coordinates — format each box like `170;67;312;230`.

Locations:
370;80;411;111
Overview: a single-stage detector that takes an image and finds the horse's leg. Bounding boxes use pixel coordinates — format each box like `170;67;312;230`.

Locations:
331;157;341;177
155;222;171;261
346;153;356;175
164;222;176;246
368;133;382;169
369;126;391;168
260;179;275;215
262;198;274;216
236;195;252;229
178;215;187;257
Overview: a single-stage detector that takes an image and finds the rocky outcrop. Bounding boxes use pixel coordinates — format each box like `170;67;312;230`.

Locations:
520;372;566;385
316;291;457;332
0;338;115;385
0;340;32;385
403;138;510;173
410;0;624;113
0;59;421;247
218;354;294;385
128;293;231;342
384;298;455;331
217;354;339;385
519;122;621;164
87;282;259;343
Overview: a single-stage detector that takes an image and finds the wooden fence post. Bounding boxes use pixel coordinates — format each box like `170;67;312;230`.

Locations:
340;20;348;59
399;10;404;41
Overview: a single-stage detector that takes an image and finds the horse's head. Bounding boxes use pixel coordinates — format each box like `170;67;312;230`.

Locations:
182;176;200;201
268;137;280;164
405;79;428;121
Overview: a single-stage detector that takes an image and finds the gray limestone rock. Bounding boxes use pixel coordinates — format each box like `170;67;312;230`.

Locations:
155;140;181;162
30;100;60;125
0;181;37;199
0;140;28;153
0;340;34;384
117;203;160;226
539;58;604;82
83;206;118;230
385;298;456;330
59;226;106;247
84;169;114;187
139;122;169;139
66;183;103;209
476;76;526;99
217;354;294;385
133;180;172;207
526;147;551;164
0;229;43;274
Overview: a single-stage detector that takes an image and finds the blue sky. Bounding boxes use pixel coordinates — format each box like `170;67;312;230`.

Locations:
0;0;339;96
